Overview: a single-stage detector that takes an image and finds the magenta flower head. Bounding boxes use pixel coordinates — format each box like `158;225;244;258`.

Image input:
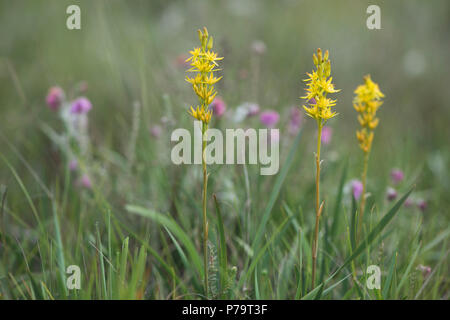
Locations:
260;110;280;128
417;199;427;212
351;180;363;200
390;169;404;184
321;126;333;145
288;107;302;135
210;97;226;117
80;174;92;189
386;187;397;201
70;97;92;114
46;86;64;111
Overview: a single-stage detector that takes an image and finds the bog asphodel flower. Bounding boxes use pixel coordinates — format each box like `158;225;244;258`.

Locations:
186;27;222;125
354;75;384;153
300;48;339;289
302;48;340;123
185;27;223;298
354;75;384;241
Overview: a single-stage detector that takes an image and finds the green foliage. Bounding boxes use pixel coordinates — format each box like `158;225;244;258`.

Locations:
0;0;449;300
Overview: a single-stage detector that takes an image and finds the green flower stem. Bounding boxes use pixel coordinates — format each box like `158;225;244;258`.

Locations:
202;122;209;298
312;121;323;289
358;150;370;241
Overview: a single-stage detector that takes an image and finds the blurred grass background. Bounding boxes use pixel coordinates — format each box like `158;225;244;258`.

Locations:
0;0;449;299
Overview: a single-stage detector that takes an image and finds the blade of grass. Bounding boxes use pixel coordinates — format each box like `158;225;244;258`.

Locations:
382;251;397;299
329;160;348;240
128;245;147;299
422;228;450;253
213;194;228;298
350;194;357;250
295;229;304;299
302;186;414;299
396;243;421;296
52;202;67;298
119;237;129;292
164;226;189;268
250;129;302;256
95;222;108;299
126;205;203;279
1;154;44;233
238;216;291;289
107;210;113;299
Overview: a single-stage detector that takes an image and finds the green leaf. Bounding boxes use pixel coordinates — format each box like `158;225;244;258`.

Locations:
126;205;203;279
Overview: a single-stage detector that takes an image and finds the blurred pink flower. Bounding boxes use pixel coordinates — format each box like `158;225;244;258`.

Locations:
210;97;226;117
69;159;78;171
247;103;260;117
269;129;280;144
417;264;432;277
321;126;332;145
150;125;162;138
46;86;64;111
391;169;404;184
352;180;363;200
404;197;413;208
386;187;397;201
260;110;279;128
80;174;92;189
417;199;427;212
251;40;267;55
70;97;92;114
288;107;302;135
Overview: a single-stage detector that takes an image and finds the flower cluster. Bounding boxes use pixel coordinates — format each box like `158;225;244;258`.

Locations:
186;27;223;125
354;75;384;153
301;48;340;123
45;85;94;189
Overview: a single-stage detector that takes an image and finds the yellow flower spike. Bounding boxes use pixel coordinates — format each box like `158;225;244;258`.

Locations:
299;48;339;289
353;75;384;153
186;27;222;126
185;28;222;298
301;48;339;124
354;75;384;241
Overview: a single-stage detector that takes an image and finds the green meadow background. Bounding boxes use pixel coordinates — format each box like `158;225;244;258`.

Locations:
0;0;448;299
